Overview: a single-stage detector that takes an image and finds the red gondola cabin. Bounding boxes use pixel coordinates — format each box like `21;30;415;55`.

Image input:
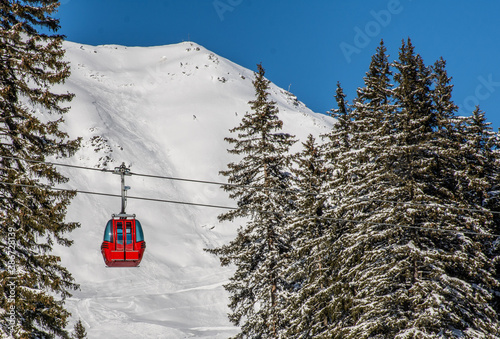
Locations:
101;217;146;267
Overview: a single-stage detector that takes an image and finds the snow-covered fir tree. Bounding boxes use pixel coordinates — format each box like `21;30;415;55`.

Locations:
386;40;498;337
0;1;81;337
207;63;296;338
209;39;499;338
320;39;499;337
281;134;334;338
319;40;405;338
310;82;359;337
454;107;500;321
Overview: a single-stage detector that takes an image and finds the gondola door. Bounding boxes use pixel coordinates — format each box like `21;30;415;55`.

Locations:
111;219;140;262
124;220;139;261
113;220;126;261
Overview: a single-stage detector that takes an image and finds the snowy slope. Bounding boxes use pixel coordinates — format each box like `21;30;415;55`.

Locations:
49;41;333;338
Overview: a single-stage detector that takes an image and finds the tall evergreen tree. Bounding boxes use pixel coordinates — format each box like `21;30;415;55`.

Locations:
207;63;296;338
308;82;364;337
319;40;401;337
456;107;500;320
0;1;80;337
282;134;333;338
386;40;497;336
322;39;499;337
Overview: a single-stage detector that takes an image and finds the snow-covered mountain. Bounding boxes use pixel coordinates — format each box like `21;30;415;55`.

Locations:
51;41;333;338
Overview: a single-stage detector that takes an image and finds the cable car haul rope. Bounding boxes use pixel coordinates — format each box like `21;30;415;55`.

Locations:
0;156;499;239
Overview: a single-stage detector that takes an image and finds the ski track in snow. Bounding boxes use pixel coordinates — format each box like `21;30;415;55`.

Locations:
48;41;334;338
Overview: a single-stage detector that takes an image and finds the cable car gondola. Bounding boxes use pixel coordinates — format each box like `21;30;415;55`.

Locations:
101;163;146;267
101;215;146;267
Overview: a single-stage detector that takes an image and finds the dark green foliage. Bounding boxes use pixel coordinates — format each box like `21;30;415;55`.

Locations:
0;1;81;337
72;320;87;339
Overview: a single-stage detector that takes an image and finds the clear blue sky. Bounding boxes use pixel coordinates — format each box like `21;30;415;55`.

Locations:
54;0;500;131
